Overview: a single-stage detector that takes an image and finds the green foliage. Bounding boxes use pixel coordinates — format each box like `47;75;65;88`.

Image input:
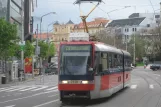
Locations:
128;35;146;60
38;41;49;59
48;43;56;57
24;41;35;58
0;18;17;59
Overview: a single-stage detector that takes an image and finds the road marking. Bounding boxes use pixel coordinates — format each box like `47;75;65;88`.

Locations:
130;85;137;89
0;91;58;104
0;87;16;92
48;94;58;97
153;74;160;76
20;87;37;91
46;86;57;91
4;105;15;107
31;86;48;91
6;87;28;92
149;85;154;89
33;99;59;107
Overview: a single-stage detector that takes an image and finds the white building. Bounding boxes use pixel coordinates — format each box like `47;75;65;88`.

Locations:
106;13;160;44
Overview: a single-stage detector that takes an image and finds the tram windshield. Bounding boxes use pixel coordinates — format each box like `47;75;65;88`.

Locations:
60;45;92;75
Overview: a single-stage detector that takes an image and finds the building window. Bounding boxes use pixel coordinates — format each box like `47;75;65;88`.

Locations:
10;1;21;14
127;28;129;32
127;35;129;39
133;28;137;32
147;24;150;27
55;28;57;32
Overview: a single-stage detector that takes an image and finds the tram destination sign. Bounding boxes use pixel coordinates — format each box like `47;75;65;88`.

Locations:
63;45;91;52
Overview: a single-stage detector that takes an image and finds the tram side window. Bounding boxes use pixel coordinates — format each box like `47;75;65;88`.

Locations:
113;54;121;68
101;53;108;72
94;52;99;72
109;53;113;68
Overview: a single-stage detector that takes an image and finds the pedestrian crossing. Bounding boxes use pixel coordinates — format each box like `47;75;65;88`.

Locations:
0;85;58;93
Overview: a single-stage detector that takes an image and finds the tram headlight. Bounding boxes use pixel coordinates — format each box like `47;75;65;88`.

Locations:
82;81;89;84
62;80;68;84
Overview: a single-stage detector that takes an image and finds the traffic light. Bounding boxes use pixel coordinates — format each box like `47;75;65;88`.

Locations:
25;34;33;42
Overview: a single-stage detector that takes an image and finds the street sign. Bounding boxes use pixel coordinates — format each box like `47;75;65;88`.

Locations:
19;41;26;46
20;45;25;51
35;46;40;55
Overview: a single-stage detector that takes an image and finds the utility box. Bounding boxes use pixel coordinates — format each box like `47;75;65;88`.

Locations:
1;76;6;84
11;61;18;81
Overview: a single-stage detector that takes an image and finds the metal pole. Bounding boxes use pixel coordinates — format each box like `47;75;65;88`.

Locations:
134;27;136;65
134;6;136;65
126;35;127;51
32;56;34;78
40;18;42;40
21;0;25;80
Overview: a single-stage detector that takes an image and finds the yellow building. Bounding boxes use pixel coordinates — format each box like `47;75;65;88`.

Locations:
73;18;109;36
52;20;74;42
52;20;75;56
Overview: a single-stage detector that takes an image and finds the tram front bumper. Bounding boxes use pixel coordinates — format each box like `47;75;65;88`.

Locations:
60;91;90;99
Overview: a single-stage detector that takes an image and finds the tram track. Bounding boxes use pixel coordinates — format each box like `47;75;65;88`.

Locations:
132;71;161;107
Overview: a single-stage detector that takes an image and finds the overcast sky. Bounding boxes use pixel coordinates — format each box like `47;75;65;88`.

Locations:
33;0;160;33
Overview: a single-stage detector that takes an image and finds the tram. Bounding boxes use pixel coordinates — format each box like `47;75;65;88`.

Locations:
58;33;132;102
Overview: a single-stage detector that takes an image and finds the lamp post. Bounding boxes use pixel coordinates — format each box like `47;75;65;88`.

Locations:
40;12;56;40
47;21;56;44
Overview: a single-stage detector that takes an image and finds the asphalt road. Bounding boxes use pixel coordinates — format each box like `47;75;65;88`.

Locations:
1;67;161;107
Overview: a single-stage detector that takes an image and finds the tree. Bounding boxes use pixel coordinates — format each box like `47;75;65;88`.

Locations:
0;18;17;78
94;28;124;49
24;41;35;58
0;18;17;59
128;35;146;61
38;41;49;59
48;43;56;57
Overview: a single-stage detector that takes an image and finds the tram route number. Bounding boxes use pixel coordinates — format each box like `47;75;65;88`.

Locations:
70;80;79;84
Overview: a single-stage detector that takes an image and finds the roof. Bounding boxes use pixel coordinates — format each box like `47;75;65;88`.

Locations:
54;21;59;25
129;13;139;18
107;17;146;27
66;20;74;24
74;18;109;29
33;33;52;39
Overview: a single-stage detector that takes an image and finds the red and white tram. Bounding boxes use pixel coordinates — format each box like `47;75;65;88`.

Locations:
58;33;132;102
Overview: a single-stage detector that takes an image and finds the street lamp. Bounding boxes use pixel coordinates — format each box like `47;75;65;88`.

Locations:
40;12;56;40
47;21;56;44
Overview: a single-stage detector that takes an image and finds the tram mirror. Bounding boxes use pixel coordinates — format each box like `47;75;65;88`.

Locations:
99;64;102;72
89;67;93;72
101;53;103;58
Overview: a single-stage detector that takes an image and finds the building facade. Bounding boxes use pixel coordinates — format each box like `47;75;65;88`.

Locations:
73;18;109;35
0;0;34;39
107;13;160;44
0;0;24;38
52;20;75;42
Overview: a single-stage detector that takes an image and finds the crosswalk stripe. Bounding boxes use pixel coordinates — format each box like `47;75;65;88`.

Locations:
149;85;154;89
130;85;137;89
31;86;48;91
0;87;16;92
6;87;29;92
46;86;57;91
20;87;37;91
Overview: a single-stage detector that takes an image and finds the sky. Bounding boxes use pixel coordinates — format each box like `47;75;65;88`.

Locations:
32;0;161;33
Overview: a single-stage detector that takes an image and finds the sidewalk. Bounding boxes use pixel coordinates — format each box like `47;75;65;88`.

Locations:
0;74;41;87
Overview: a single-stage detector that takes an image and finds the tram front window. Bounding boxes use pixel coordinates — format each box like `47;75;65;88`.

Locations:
60;52;91;75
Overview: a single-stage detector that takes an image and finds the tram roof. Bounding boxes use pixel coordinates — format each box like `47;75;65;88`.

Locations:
95;43;122;54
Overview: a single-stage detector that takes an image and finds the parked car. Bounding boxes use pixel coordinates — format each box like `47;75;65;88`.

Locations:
150;64;161;71
45;62;58;75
